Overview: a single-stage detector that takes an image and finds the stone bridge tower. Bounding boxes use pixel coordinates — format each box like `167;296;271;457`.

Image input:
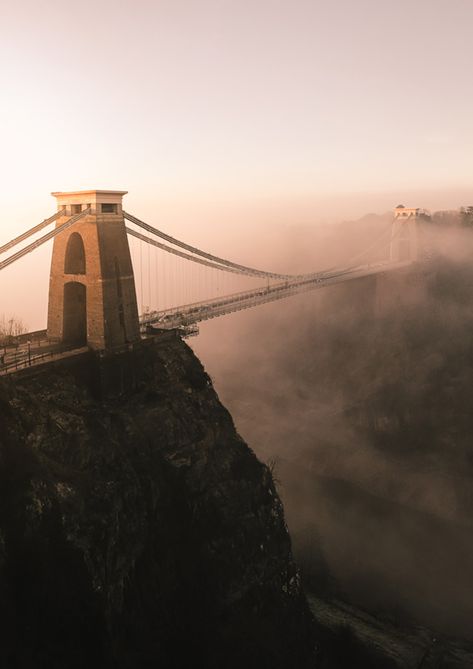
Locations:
390;205;426;262
47;190;140;350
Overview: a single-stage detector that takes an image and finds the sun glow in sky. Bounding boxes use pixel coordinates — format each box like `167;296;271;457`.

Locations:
1;0;473;328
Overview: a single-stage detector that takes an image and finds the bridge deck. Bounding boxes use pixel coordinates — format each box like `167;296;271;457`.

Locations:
0;255;412;374
141;259;412;330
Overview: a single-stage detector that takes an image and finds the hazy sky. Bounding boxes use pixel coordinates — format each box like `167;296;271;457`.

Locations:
1;0;473;327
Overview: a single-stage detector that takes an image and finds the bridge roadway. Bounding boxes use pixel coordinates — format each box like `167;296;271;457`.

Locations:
0;258;412;375
140;258;412;330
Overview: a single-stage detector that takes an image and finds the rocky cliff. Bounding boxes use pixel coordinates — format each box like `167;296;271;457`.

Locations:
0;336;316;668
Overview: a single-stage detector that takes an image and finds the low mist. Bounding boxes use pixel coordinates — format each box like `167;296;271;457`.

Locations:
191;214;473;637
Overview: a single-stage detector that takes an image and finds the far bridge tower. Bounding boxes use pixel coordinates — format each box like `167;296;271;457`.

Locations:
47;190;140;350
390;205;429;262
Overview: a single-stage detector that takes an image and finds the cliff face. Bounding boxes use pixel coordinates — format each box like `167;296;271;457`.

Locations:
0;337;315;668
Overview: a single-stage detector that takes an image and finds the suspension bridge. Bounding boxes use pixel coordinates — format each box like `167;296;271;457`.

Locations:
0;190;420;373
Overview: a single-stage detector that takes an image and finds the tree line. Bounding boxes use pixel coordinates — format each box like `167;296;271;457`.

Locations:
0;315;27;346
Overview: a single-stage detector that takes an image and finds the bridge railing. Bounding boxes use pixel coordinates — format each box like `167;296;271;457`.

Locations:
0;343;82;376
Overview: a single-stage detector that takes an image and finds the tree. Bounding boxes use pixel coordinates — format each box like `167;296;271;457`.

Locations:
0;314;27;346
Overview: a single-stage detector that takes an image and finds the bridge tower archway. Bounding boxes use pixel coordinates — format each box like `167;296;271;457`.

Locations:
64;232;86;275
63;281;87;346
47;190;140;350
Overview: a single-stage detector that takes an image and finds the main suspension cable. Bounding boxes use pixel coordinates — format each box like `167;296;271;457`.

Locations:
124;211;292;280
0;208;91;272
0;210;63;256
125;211;397;281
126;227;245;275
